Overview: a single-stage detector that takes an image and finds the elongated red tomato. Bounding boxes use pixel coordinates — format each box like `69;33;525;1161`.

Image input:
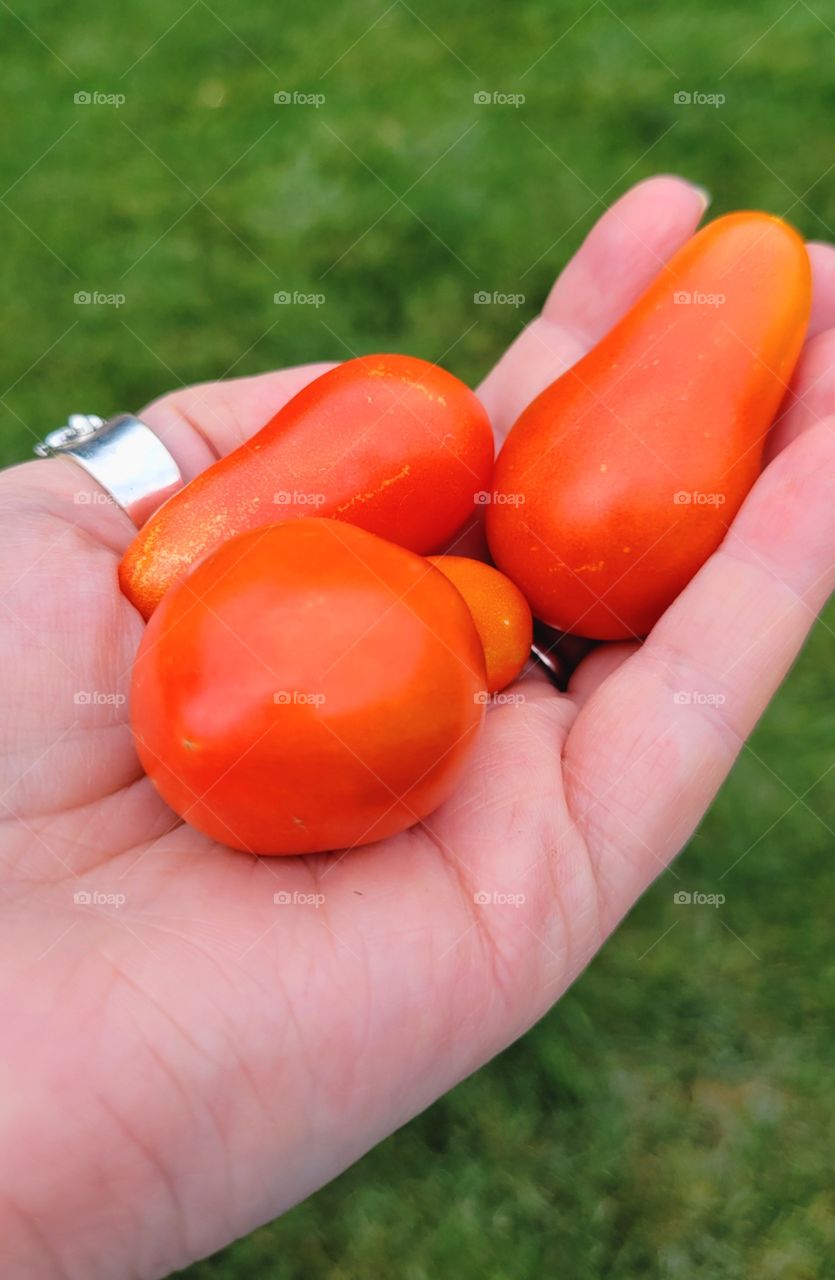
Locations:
487;212;811;639
131;519;487;855
120;354;493;619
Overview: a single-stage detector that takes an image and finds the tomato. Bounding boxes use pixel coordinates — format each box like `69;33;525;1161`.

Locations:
487;212;811;639
130;519;487;855
120;354;494;620
427;556;532;692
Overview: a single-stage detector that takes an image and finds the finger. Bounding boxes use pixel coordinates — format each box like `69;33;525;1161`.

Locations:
478;175;709;440
765;244;835;462
807;242;835;338
139;361;337;479
564;418;835;927
767;328;835;461
567;641;640;707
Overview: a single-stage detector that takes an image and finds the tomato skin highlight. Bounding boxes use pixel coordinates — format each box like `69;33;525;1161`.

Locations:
487;212;812;640
120;354;494;620
130;519;487;855
427;556;532;692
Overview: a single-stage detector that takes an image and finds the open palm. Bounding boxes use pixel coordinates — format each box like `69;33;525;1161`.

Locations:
2;176;834;1280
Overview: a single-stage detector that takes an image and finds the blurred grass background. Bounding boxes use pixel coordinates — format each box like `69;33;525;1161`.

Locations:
1;1;833;1276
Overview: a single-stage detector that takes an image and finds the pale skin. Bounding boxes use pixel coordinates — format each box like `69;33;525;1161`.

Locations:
1;175;834;1279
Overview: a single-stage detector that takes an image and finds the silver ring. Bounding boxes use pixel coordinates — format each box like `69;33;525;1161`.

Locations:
34;413;183;527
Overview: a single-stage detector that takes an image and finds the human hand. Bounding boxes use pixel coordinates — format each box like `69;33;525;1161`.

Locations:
1;175;833;1279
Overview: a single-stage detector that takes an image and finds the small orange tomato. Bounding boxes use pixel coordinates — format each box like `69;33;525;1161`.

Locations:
131;519;487;855
427;556;532;692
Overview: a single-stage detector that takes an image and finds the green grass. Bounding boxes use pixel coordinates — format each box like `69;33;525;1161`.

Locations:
2;1;834;1276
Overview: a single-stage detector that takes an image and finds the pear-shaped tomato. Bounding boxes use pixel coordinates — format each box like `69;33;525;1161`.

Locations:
487;212;811;639
121;354;494;620
130;519;487;855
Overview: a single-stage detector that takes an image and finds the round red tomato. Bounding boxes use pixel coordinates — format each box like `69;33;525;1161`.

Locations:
131;518;487;855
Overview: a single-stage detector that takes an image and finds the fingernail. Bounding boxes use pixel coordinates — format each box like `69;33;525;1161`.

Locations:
691;182;712;212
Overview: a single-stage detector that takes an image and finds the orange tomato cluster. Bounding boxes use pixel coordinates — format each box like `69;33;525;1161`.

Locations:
126;213;811;855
